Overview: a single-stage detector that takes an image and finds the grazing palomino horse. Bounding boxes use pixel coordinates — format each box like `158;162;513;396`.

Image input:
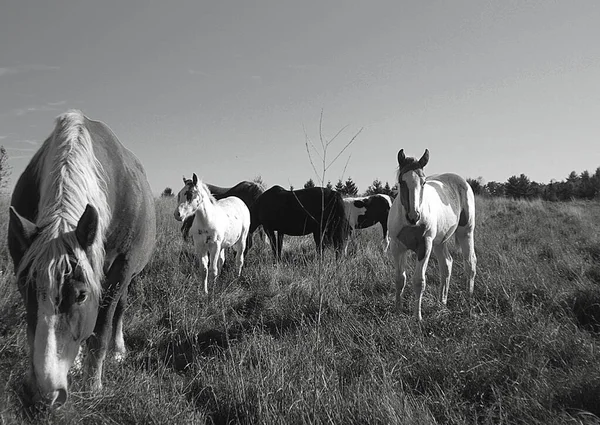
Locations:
250;185;350;260
342;194;393;251
8;110;156;406
179;179;264;250
174;174;250;293
387;149;476;321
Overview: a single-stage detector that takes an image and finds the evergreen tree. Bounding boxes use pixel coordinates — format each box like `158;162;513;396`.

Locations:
334;179;345;194
485;181;505;197
466;178;483;196
383;181;392;196
343;177;358;196
365;178;384;195
505;174;534;199
161;187;174;197
326;181;333;190
304;178;316;189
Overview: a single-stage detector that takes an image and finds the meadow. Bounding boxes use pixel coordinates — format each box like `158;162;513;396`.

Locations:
1;194;600;424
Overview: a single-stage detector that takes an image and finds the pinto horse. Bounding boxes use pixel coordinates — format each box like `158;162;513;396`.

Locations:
8;110;156;406
174;175;250;293
249;185;350;260
387;149;476;321
342;194;393;251
179;178;264;250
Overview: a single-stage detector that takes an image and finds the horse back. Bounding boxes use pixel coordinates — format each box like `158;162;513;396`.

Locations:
426;173;475;229
84;118;157;271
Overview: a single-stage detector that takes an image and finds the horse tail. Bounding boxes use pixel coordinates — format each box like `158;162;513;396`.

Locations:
324;190;351;252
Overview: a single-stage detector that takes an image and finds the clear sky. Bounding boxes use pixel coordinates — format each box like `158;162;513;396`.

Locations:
1;0;599;195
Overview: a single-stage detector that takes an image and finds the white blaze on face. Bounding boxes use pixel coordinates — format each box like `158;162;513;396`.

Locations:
402;172;422;223
34;297;69;400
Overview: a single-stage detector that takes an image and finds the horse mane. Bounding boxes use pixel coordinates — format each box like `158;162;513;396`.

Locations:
196;180;217;205
19;110;111;301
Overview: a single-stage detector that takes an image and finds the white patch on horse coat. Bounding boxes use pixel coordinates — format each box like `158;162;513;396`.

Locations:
342;198;367;229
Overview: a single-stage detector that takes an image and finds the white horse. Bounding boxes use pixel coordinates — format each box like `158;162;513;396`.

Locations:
387;149;477;321
174;174;250;293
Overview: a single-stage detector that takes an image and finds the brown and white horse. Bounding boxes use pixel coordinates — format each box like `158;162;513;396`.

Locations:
387;149;476;321
342;194;393;251
8;110;156;406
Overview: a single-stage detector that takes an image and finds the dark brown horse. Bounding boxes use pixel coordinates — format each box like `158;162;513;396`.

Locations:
8;110;156;406
249;185;350;260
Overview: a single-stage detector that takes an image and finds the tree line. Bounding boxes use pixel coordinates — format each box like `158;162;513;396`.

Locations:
466;167;600;201
298;168;600;201
3;144;595;202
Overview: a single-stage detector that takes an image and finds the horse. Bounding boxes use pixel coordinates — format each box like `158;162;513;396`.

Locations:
342;194;393;251
387;149;476;321
174;174;250;293
249;185;350;260
178;178;264;250
7;110;156;406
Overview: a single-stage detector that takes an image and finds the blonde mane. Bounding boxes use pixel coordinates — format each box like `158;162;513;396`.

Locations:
18;110;111;301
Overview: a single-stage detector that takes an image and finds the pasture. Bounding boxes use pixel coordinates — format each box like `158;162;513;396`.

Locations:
1;194;600;424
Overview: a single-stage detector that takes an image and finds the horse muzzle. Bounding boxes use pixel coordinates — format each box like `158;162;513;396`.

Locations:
26;368;69;407
406;212;421;225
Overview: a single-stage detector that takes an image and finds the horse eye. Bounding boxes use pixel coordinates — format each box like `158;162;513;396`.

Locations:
76;291;88;304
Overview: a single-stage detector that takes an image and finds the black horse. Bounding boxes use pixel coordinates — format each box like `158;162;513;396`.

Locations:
249;185;350;260
178;178;265;250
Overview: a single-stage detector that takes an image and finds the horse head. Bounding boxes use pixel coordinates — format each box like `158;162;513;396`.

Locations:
174;173;201;221
397;149;429;225
8;205;102;406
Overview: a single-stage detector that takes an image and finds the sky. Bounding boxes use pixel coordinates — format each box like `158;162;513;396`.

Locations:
1;0;599;195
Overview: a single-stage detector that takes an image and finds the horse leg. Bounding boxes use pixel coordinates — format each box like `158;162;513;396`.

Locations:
111;285;129;362
381;221;390;252
217;249;225;275
264;228;278;260
433;242;453;305
412;238;433;321
276;232;284;260
83;254;131;392
234;241;245;278
207;242;221;288
389;241;408;313
199;253;209;294
456;226;477;296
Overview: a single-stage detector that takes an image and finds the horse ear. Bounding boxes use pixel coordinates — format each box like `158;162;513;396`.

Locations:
397;149;406;166
76;204;99;250
418;149;429;168
9;206;38;256
192;173;198;186
182;175;187;184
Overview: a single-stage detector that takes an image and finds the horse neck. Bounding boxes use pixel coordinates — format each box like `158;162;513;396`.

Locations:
194;190;218;223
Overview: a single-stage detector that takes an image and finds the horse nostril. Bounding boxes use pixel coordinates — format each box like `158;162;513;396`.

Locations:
49;388;68;407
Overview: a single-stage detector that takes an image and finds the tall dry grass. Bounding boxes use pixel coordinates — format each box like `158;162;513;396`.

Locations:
1;195;600;424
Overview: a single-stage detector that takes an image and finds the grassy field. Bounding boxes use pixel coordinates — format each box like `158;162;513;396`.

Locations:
1;194;600;424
